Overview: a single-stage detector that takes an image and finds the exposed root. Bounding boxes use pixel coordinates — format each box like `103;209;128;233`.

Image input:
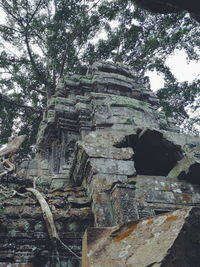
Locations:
0;135;27;158
1;157;15;171
0;135;26;179
26;188;59;239
0;170;8;178
26;187;81;260
0;179;81;260
0;185;13;198
33;176;38;189
0;185;7;191
58;237;81;259
0;157;15;180
12;190;27;198
0;186;27;199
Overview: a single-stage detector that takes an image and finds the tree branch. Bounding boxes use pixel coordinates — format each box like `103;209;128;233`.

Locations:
0;24;21;33
24;32;52;91
27;0;45;25
0;93;42;113
59;0;102;78
86;0;102;13
59;42;69;78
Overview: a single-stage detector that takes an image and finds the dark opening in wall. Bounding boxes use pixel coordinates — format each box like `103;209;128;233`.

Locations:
116;129;183;176
154;209;170;215
178;162;200;184
133;130;183;176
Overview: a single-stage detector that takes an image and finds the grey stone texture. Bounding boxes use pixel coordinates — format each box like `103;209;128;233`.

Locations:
18;59;200;229
0;186;92;266
82;207;200;267
2;61;200;266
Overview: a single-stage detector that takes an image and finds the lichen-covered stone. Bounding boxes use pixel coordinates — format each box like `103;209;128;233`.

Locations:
0;186;93;266
82;207;200;267
168;155;200;184
6;61;200;265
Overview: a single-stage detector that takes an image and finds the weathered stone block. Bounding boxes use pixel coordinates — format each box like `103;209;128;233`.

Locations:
90;158;136;176
145;190;175;203
92;191;114;227
82;145;134;160
92;174;128;185
82;207;200;267
111;184;139;224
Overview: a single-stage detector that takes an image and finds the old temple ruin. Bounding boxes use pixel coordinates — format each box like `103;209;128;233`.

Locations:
0;61;200;266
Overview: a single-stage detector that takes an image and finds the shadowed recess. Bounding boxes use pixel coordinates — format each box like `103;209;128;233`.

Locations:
116;129;183;176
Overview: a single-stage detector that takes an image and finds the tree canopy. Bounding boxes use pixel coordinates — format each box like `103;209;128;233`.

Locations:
0;0;200;158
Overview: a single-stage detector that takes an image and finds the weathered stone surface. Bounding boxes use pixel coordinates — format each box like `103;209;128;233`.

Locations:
111;184;139;224
70;131;136;185
4;61;199;265
92;174;128;185
131;175;200;218
23;61;179;187
82;207;200;267
67;121;200;227
90;158;135;176
0;186;93;266
168;155;200;184
78;142;134;160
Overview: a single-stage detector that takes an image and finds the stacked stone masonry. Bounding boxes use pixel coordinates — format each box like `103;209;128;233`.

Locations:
1;61;200;266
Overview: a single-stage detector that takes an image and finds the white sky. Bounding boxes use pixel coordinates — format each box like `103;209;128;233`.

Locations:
147;50;200;92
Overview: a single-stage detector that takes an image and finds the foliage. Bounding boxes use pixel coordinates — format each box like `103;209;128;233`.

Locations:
0;0;199;159
157;79;200;134
0;0;105;157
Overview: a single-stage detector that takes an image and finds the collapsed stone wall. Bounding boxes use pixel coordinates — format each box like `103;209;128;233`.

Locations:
70;129;200;227
1;61;200;266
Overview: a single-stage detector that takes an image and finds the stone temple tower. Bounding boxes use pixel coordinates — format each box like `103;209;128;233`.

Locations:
1;61;200;266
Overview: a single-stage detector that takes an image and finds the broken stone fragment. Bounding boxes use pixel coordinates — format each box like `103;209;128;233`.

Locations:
82;207;200;267
167;155;200;184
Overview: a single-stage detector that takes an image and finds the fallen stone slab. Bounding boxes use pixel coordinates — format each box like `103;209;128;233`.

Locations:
82;207;200;267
